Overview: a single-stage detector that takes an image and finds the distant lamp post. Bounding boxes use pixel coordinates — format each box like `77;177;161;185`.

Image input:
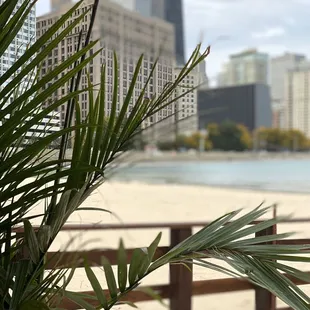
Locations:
199;129;208;153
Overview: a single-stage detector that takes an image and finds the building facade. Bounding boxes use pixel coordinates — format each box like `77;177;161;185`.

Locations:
198;84;272;131
0;0;60;144
218;49;268;87
174;67;199;135
113;0;185;65
164;0;185;65
285;63;310;137
271;53;306;129
37;0;175;131
0;0;36;85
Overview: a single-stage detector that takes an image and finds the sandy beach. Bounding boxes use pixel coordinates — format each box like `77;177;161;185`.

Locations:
50;181;310;309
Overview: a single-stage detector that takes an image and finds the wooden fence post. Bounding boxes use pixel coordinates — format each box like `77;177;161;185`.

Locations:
255;223;277;310
169;227;193;310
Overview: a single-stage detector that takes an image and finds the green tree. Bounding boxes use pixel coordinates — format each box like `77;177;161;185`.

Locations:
256;128;286;151
183;132;213;150
1;1;310;310
237;123;252;150
208;121;252;151
256;128;310;151
157;133;212;151
285;129;310;151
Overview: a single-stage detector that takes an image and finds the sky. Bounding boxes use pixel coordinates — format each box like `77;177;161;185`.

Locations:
36;0;310;84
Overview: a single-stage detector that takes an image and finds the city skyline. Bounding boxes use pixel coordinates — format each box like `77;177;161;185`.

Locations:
36;0;310;85
37;0;176;133
218;49;269;87
111;0;185;65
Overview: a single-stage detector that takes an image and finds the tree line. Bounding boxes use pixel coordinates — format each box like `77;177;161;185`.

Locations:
157;121;310;152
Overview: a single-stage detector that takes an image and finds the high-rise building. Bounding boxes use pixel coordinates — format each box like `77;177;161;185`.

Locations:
218;49;268;87
198;84;272;131
113;0;185;65
0;0;36;85
37;0;175;130
164;0;185;65
174;66;199;135
0;0;60;143
285;62;310;137
271;53;305;129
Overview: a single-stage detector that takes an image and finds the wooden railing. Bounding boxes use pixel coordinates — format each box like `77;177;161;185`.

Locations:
14;216;310;310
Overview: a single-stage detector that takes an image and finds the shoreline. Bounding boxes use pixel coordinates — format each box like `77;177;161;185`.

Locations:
47;149;310;162
131;151;310;163
108;179;310;196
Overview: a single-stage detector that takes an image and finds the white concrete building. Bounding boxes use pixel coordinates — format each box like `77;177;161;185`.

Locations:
174;67;199;135
0;0;36;85
37;0;176;132
196;53;208;89
271;53;305;128
285;62;310;137
218;48;268;87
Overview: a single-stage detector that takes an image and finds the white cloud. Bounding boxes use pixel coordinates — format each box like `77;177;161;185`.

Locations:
252;27;286;39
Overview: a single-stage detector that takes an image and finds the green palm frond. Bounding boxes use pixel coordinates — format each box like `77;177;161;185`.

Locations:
2;1;310;309
76;206;310;310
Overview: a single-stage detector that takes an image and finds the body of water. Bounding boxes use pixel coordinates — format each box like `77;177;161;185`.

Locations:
111;159;310;194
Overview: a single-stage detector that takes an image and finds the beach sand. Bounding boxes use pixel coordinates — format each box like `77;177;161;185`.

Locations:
50;182;310;309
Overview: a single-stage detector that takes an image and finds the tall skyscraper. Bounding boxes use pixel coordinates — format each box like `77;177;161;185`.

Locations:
37;0;175;131
285;62;310;137
151;0;165;19
271;53;305;128
164;0;185;65
113;0;185;65
218;49;268;87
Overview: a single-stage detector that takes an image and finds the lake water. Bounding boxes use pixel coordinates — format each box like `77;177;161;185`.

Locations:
111;159;310;194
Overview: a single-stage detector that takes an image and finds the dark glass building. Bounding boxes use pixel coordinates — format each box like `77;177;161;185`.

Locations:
164;0;185;65
198;84;272;131
135;0;185;65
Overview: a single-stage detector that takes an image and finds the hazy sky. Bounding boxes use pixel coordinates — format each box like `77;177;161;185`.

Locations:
36;0;310;83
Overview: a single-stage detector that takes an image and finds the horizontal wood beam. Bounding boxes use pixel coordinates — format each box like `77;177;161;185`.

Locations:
59;285;171;310
192;278;254;295
57;275;310;309
277;239;310;246
59;278;254;310
13;217;310;233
